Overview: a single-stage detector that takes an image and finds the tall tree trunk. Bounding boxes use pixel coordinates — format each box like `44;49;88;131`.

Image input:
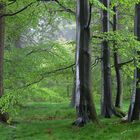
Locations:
0;3;9;123
128;3;140;121
101;0;114;118
0;3;5;97
113;6;123;108
73;0;98;126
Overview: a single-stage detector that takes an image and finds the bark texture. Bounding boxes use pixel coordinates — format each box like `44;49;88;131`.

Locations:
128;3;140;121
74;0;98;126
101;0;114;118
0;3;9;123
113;6;123;108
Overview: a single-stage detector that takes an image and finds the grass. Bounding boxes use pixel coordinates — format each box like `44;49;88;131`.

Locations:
0;102;140;140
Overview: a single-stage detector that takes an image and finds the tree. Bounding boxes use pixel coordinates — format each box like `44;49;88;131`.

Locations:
73;0;98;126
0;3;5;98
112;6;123;108
128;3;140;121
0;2;9;122
101;0;114;118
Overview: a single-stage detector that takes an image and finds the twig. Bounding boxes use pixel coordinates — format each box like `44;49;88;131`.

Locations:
91;57;102;69
6;0;16;6
54;0;75;15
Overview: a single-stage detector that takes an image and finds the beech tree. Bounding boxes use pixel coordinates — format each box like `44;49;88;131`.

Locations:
0;2;9;122
112;6;123;108
0;3;5;97
128;3;140;121
101;0;115;118
73;0;98;126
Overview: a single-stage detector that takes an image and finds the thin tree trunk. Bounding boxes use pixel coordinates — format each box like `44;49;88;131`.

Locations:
128;3;140;121
0;3;9;123
101;0;114;118
0;3;5;97
73;0;98;126
113;6;123;108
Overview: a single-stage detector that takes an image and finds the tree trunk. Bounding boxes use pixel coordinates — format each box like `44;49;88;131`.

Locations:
113;6;123;108
128;3;140;121
0;3;5;97
73;0;98;126
101;0;114;118
0;3;9;123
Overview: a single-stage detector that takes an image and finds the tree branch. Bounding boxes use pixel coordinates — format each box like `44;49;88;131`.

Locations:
6;0;16;6
118;59;134;68
91;57;102;69
84;3;92;29
21;63;75;88
42;63;75;76
54;0;75;15
111;59;134;68
26;48;52;56
0;2;36;18
41;0;75;15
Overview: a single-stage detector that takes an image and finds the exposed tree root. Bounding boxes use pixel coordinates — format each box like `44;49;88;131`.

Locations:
120;115;129;123
72;117;89;127
113;107;126;118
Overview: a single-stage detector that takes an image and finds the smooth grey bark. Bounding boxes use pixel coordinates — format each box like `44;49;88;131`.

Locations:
128;3;140;121
73;0;98;126
113;7;123;108
101;0;114;118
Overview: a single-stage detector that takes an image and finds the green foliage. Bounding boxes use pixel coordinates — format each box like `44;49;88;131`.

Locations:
1;0;140;136
27;87;69;103
2;40;74;115
5;41;74;88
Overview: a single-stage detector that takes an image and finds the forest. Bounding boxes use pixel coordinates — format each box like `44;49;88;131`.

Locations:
0;0;140;140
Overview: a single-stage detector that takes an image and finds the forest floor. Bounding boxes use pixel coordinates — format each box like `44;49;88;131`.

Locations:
0;102;140;140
